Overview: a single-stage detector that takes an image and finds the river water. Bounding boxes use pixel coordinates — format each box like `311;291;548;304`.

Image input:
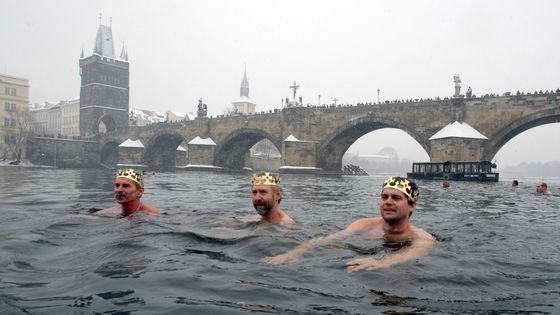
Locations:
0;167;559;314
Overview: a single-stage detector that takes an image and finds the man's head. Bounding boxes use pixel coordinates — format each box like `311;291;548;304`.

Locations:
380;176;419;223
512;180;519;187
536;181;548;193
114;169;145;204
251;172;282;217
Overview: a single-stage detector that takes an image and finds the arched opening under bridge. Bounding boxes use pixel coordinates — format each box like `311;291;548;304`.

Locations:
493;123;560;180
343;128;429;175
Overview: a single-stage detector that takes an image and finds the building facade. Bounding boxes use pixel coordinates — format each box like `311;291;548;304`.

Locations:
0;74;30;160
30;99;80;138
79;22;129;137
60;99;80;137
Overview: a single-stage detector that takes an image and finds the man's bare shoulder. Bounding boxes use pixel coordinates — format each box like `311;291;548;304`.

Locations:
411;226;436;242
140;204;160;215
346;217;384;232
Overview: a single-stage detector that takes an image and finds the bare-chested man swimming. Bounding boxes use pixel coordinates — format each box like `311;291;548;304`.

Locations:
263;176;434;271
94;168;160;217
251;172;295;225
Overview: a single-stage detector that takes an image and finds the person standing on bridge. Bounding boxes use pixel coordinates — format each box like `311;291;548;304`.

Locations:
94;169;160;217
251;172;295;225
263;176;434;271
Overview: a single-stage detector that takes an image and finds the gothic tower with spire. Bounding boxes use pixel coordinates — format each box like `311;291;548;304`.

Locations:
232;67;256;115
79;18;129;137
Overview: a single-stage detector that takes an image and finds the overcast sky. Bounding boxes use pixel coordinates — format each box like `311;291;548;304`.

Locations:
2;0;559;167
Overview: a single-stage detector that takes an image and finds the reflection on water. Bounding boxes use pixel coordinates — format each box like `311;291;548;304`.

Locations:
0;167;559;314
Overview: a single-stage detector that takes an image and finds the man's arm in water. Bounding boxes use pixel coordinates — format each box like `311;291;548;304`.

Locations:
346;228;435;272
262;218;374;265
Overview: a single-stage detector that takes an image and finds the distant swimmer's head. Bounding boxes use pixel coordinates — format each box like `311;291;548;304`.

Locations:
116;168;144;189
382;176;419;205
251;172;281;188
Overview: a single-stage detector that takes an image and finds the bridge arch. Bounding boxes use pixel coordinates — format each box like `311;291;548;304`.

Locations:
485;108;560;161
97;114;117;134
214;128;282;169
144;130;185;171
317;116;429;171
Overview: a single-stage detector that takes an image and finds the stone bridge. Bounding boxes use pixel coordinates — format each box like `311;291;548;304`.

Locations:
93;92;560;174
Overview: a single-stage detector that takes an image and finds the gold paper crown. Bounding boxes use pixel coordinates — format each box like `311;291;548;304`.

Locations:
116;168;144;188
251;172;281;187
382;176;419;203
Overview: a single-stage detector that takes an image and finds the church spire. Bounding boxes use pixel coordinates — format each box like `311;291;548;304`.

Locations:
240;65;249;98
120;43;128;61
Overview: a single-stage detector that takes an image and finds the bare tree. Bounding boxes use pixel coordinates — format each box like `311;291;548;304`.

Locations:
4;109;29;163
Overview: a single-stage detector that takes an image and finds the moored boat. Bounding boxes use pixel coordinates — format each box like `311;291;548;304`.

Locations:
407;160;499;182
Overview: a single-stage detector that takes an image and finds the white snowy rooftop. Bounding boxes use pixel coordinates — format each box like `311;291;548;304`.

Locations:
130;108;166;124
429;121;488;140
168;111;195;121
188;136;216;145
284;134;300;142
119;139;145;148
177;145;186;151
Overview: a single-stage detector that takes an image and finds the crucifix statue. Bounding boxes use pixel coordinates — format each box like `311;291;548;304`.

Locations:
290;81;299;102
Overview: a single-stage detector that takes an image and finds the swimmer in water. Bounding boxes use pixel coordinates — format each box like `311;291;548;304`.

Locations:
93;169;160;217
263;176;434;271
536;181;551;195
251;172;295;225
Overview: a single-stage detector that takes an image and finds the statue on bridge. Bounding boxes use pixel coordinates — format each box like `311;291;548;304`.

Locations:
466;86;472;98
453;74;463;98
197;98;208;118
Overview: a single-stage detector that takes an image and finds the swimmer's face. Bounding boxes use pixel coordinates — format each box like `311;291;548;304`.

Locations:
252;185;281;217
379;188;415;223
536;182;546;193
114;178;143;204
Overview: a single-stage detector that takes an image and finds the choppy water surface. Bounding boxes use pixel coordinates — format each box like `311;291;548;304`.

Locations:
0;167;559;314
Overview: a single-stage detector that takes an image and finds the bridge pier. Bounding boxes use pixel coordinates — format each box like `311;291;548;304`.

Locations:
118;145;147;169
279;138;322;174
429;136;487;162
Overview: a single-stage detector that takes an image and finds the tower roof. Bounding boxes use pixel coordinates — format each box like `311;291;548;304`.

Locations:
429;121;488;140
94;24;115;59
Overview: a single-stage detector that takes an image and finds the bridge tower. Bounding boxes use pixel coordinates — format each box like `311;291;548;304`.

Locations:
79;18;129;137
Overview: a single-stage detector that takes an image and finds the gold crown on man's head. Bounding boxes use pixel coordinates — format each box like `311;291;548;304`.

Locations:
116;168;144;188
382;176;419;203
251;172;281;187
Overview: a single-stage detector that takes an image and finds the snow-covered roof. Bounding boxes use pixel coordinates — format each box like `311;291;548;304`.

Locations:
167;111;195;121
177;145;186;151
429;121;488;140
94;24;115;59
284;134;300;142
130;108;166;123
119;139;145;148
188;136;216;145
30;102;57;111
